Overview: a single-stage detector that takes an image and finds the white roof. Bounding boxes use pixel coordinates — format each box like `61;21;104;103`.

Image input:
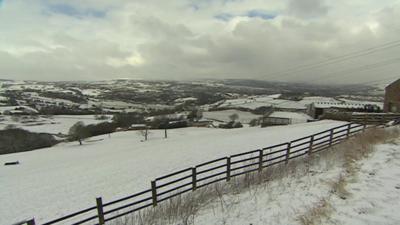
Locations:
130;124;147;128
313;102;369;109
174;97;198;102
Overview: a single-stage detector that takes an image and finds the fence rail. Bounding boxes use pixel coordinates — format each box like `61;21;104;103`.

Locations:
323;112;400;125
24;122;384;225
351;113;400;124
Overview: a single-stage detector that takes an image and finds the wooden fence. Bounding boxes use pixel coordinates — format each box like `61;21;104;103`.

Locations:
24;122;372;225
322;112;400;125
351;113;400;125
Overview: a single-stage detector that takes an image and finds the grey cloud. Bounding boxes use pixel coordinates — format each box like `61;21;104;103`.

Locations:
287;0;329;18
0;0;399;85
131;16;193;40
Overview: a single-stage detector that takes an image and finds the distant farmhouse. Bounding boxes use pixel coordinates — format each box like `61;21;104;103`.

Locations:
384;79;400;113
307;102;380;119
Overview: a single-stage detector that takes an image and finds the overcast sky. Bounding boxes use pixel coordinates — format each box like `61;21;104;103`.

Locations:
0;0;399;84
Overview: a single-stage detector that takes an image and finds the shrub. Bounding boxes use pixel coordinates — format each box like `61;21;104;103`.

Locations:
95;114;110;120
249;118;260;127
85;122;118;137
113;113;145;128
67;121;118;144
219;121;243;129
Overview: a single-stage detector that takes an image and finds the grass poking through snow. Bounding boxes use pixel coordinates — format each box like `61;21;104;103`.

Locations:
111;127;400;225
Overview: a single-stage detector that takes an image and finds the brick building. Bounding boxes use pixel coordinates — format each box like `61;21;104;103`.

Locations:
384;78;400;113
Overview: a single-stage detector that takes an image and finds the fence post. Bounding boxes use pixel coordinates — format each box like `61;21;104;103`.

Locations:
151;180;157;207
27;218;36;225
96;197;105;225
308;135;314;155
346;123;351;138
258;149;263;172
226;157;231;181
285;142;291;164
363;123;367;132
329;129;334;146
192;167;197;191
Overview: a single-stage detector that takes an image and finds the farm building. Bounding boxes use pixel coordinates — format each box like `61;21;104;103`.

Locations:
384;79;400;113
307;102;380;119
190;119;214;127
261;117;291;127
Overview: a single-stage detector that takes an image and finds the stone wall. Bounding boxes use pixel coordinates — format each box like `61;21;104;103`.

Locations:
384;79;400;113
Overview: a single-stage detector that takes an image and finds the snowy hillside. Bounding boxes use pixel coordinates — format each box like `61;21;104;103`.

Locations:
163;129;400;225
0;120;346;224
0;115;111;134
172;129;400;225
325;140;400;224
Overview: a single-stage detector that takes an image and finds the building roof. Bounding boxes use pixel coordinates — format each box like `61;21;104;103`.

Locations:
386;78;400;90
312;102;373;109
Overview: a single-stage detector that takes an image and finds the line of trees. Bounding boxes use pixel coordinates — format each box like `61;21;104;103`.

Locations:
0;128;58;154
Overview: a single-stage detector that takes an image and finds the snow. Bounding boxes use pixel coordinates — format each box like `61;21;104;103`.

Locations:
299;96;383;109
339;98;384;109
0;115;111;134
174;97;198;103
0;106;19;113
269;111;313;124
96;101;173;111
183;130;400;225
80;89;102;97
203;110;260;123
0;120;346;224
326;140;400;224
312;102;375;109
0;106;38;114
219;96;306;111
31;95;78;106
299;96;341;105
193;156;342;225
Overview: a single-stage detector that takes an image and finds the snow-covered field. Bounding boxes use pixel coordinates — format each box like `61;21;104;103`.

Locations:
203;110;261;123
269;111;313;124
0;115;111;134
0;120;346;224
216;95;383;112
218;95;306;110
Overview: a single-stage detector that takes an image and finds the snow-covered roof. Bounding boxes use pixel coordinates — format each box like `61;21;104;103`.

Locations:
312;102;371;109
145;113;187;122
130;124;147;128
174;97;198;103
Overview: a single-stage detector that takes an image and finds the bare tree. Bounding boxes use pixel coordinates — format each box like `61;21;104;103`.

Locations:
187;108;203;122
138;127;150;141
229;113;239;122
68;121;90;145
